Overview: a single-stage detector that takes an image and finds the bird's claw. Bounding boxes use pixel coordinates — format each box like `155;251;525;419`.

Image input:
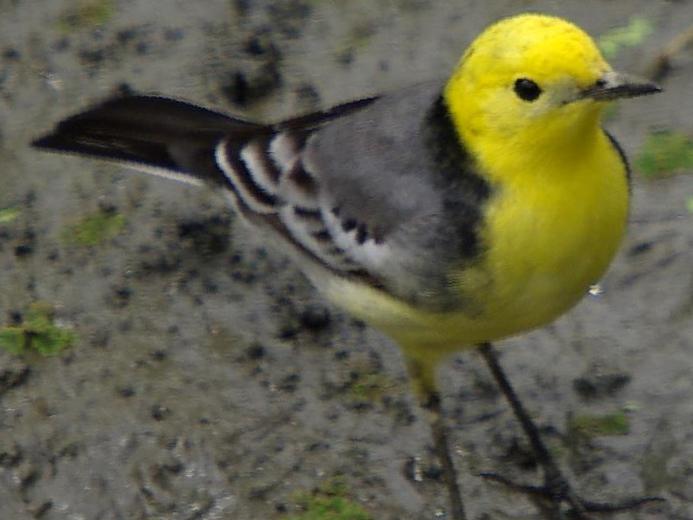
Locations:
479;472;664;519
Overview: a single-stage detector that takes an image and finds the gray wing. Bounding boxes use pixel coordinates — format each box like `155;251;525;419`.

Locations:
33;86;490;310
302;82;491;309
214;82;490;310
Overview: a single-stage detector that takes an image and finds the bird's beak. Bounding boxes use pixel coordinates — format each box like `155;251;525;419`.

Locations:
580;71;661;101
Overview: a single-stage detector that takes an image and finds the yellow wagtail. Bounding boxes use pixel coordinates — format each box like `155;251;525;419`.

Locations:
33;13;661;520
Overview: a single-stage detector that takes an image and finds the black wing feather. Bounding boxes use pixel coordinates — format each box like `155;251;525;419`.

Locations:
32;96;265;186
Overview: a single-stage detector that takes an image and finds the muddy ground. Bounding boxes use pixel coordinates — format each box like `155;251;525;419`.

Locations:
1;1;692;519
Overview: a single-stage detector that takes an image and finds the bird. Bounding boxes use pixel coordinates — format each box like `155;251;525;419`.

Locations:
33;13;662;520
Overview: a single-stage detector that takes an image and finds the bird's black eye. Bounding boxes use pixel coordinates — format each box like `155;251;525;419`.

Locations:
514;78;542;102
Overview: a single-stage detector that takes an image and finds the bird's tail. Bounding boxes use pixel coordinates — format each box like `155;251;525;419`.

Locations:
32;95;267;188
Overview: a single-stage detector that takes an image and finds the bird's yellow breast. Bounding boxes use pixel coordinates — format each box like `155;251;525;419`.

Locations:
320;125;628;360
460;127;629;338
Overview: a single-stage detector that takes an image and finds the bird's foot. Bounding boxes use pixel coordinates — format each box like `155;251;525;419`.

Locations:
479;471;663;519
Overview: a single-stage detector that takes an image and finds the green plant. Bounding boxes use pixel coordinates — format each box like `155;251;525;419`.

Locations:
636;130;693;178
288;478;373;520
58;0;115;32
0;207;20;224
64;208;125;246
569;411;630;438
598;16;654;59
0;303;76;356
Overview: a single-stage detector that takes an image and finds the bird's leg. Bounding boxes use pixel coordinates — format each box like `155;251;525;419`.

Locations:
478;342;581;516
406;357;467;520
477;342;663;519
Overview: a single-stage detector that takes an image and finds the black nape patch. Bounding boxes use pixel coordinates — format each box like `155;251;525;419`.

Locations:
424;96;492;262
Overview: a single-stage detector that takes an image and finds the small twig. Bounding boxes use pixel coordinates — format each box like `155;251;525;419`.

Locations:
646;25;693;82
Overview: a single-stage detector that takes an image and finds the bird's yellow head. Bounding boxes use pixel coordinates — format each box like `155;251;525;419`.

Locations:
444;14;659;154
